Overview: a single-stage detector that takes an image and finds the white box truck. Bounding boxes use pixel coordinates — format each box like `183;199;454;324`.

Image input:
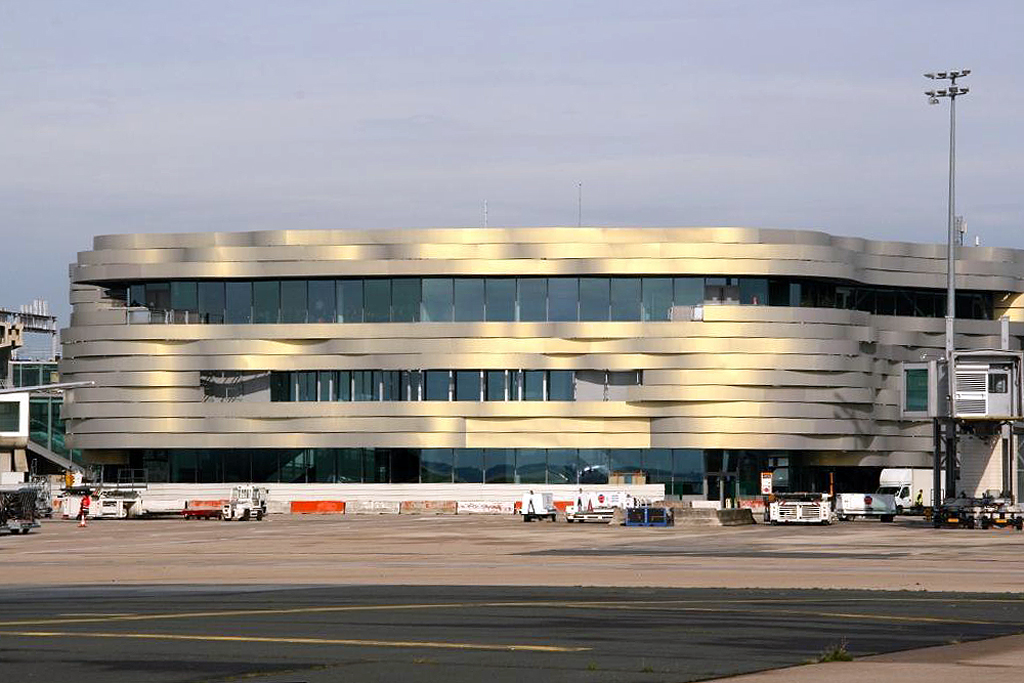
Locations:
878;468;944;512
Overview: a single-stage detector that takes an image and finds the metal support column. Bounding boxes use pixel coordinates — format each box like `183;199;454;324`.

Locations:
933;418;943;505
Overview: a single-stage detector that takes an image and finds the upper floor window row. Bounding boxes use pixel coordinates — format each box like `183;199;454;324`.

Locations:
115;276;995;324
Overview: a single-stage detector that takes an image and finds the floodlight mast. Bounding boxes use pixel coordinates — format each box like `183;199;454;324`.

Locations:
924;69;970;360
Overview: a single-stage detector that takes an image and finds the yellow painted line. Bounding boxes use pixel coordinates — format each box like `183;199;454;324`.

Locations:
1;598;1016;629
0;630;589;653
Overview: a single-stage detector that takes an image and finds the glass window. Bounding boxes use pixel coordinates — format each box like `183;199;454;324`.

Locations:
876;289;896;316
280;280;307;324
197;450;223;483
129;284;146;307
455;448;484;483
739;278;769;306
454;278;485;322
548;278;578;321
307;280;336;323
578;449;609;484
673;277;703;306
643;449;672;487
486;370;507;401
225;282;252;324
337;448;363;483
517;278;547;322
485;448;515;483
0;402;19;432
516;449;547;484
338;280;364;323
579;277;610;321
990;373;1009;394
547;449;578;485
270;372;290;402
548;370;574;401
198;282;225;324
380;371;400;401
170;282;198;314
485;278;516;322
221;450;249;483
401;371;421;401
672;449;704;495
353;371;376;401
904;368;929;412
295;371;317;402
610;449;642;474
363;279;391;322
250;450;279;483
391;449;420;483
318;371;335;402
523;370;545;400
610;278;641;321
455;371;481;401
424;371;451;400
420;449;453;483
253;281;280;324
642;278;672;321
336;371;351;401
145;282;171;310
421;278;453;322
365;449;390;483
311;449;336;483
392;279;421;322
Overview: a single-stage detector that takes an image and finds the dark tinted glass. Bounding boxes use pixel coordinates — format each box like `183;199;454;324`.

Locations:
337;449;363;482
517;278;547;322
253;281;280;323
610;278;641;321
337;280;363;322
296;371;316;402
270;372;290;402
381;371;402;400
739;278;768;306
307;280;336;323
224;282;252;324
486;370;506;400
318;371;334;402
363;279;391;322
353;370;375;401
548;370;574;400
578;449;609;484
280;280;307;323
673;277;703;306
547;449;577;485
548;278;578;321
170;282;198;313
198;282;225;324
336;371;351;401
454;278;485;321
485;278;516;321
642;278;672;321
516;449;547;484
391;279;421;322
421;278;453;322
420;448;453;483
455;448;483;483
145;282;171;310
579;277;610;321
523;370;544;400
424;371;450;400
129;284;146;307
484;448;515;483
455;371;481;401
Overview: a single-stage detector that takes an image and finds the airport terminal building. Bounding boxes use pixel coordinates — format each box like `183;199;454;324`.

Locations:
61;227;1024;502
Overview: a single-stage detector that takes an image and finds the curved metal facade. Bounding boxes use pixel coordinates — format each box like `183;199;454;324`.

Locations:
63;227;1024;471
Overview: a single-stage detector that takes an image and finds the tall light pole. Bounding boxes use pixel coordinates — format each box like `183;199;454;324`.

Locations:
925;69;970;508
924;69;970;358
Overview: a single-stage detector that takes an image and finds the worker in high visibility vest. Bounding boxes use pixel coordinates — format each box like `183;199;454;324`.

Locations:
78;493;91;527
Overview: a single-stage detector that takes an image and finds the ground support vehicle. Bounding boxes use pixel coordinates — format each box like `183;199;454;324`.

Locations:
878;468;944;513
565;490;631;523
519;492;557;522
767;493;835;525
182;502;223;520
835;492;897;523
222;485;268;521
0;486;41;535
934;496;1024;530
624;506;673;527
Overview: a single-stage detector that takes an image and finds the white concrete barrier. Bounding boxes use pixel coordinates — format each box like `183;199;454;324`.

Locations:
346;500;401;515
457;501;514;515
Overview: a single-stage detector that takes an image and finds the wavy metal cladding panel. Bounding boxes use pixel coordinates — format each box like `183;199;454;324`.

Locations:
62;227;1024;462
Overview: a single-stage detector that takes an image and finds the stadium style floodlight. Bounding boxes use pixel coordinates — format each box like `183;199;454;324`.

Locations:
923;69;970;359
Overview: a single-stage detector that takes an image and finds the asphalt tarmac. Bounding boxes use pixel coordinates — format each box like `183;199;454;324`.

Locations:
2;585;1023;682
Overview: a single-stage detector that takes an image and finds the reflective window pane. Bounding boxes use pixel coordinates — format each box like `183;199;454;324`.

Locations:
307;280;336;323
455;448;484;483
382;371;402;401
363;279;391;322
311;449;336;483
424;371;451;400
523;370;544;401
454;278;485;321
578;449;609;484
129;284;146;307
145;282;171;310
516;449;547;484
420;448;453;483
253;281;280;324
296;371;317;402
610;449;642;474
421;278;453;322
548;370;574;401
338;280;364;322
270;373;290;402
547;449;578;485
336;371;351;401
674;277;703;306
198;282;225;324
610;278;641;321
353;371;376;401
170;282;198;313
739;278;769;306
392;279;421;322
485;448;515;483
642;277;672;321
401;370;421;401
643;449;673;487
486;370;506;401
548;278;578;321
318;371;334;402
337;448;363;482
455;371;481;401
579;277;610;321
485;278;516;322
225;282;252;324
280;280;307;324
673;449;705;495
517;278;547;322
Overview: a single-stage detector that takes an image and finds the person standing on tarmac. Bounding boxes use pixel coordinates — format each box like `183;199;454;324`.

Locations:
78;492;91;527
915;489;924;509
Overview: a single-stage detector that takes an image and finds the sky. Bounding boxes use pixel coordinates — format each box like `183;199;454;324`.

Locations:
1;1;1023;325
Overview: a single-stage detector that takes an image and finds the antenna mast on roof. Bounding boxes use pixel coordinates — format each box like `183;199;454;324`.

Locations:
577;182;582;227
483;199;488;228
